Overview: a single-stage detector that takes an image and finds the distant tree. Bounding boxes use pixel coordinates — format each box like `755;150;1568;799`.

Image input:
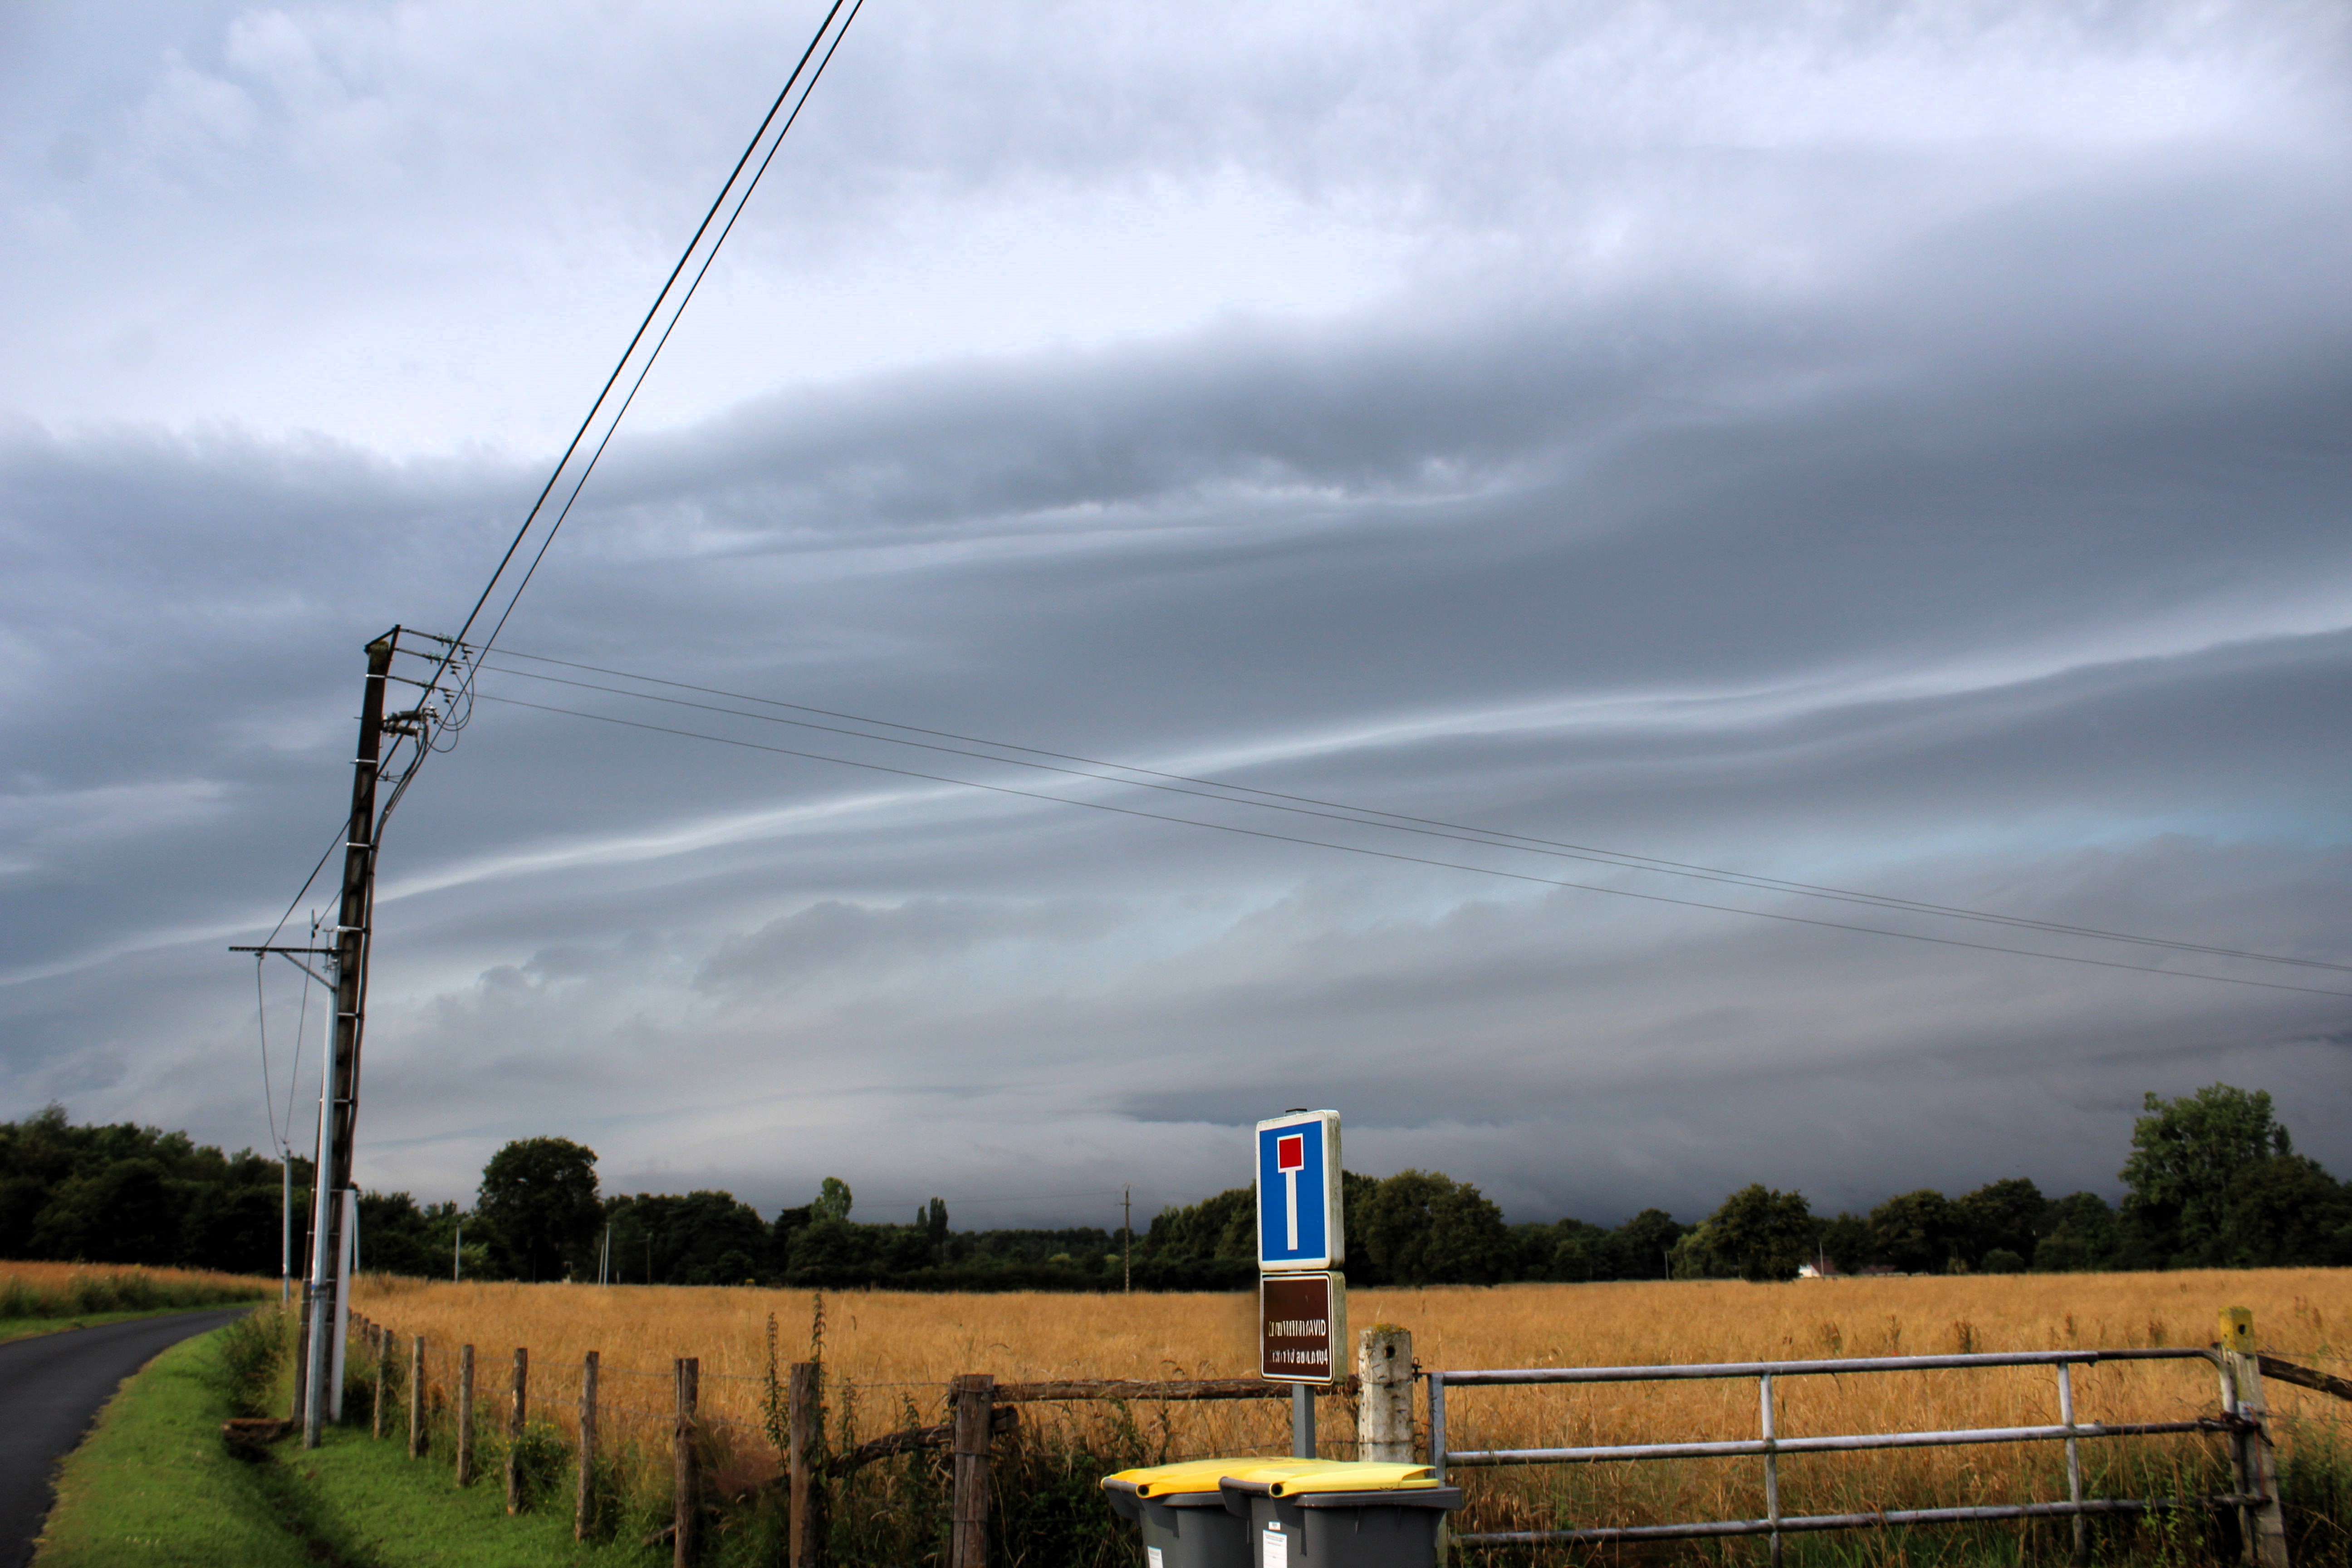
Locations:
813;1176;853;1224
182;1181;284;1275
922;1197;951;1263
1981;1249;2027;1274
1614;1209;1687;1280
1357;1170;1514;1286
1868;1190;1958;1274
33;1159;183;1264
477;1137;603;1281
1954;1178;2045;1269
1545;1220;1615;1282
2222;1156;2352;1268
769;1203;813;1272
1818;1212;1872;1274
2033;1192;2119;1273
2121;1085;2293;1266
1682;1185;1816;1282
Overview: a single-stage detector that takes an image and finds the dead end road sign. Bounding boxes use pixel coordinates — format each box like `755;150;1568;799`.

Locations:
1256;1109;1341;1272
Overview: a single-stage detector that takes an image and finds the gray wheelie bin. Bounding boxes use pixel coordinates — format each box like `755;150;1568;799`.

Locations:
1103;1458;1322;1568
1217;1460;1463;1568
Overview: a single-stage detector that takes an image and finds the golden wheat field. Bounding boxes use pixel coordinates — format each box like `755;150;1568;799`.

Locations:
0;1259;270;1318
350;1268;2352;1538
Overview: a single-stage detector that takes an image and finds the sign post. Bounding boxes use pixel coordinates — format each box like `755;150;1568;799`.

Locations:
1256;1110;1344;1460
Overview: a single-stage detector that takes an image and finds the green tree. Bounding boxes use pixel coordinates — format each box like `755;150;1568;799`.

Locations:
2033;1192;2118;1273
1614;1209;1687;1280
1358;1171;1514;1285
1680;1185;1816;1282
1868;1189;1958;1274
2222;1156;2352;1267
1818;1212;1872;1274
476;1137;602;1281
1954;1178;2045;1268
2120;1084;2293;1266
813;1176;853;1223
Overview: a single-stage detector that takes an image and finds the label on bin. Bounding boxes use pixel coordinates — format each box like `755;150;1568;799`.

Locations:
1262;1525;1287;1568
1147;1549;1163;1568
1259;1270;1345;1383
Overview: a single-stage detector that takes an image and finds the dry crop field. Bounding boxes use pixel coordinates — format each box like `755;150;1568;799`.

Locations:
0;1259;269;1319
352;1267;2352;1550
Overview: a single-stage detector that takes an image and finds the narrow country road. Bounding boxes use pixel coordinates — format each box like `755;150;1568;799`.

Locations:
0;1307;251;1567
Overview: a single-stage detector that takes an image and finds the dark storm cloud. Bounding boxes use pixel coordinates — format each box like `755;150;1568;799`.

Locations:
2;0;2348;1220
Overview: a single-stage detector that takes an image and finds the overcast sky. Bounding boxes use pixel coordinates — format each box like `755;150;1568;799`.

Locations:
4;0;2349;1233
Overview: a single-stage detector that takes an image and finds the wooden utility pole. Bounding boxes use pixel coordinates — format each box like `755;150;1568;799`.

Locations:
1122;1186;1131;1293
300;630;397;1441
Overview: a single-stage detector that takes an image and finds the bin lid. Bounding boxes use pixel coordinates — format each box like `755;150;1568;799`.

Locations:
1221;1460;1441;1497
1103;1457;1322;1499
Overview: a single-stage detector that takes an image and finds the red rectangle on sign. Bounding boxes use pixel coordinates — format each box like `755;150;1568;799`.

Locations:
1276;1134;1305;1172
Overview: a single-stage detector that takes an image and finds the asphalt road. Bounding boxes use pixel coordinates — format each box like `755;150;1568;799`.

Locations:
0;1307;252;1568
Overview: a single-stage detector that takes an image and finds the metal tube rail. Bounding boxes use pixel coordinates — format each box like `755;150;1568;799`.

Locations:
1456;1494;2269;1547
1436;1347;2213;1387
1449;1417;2243;1467
1429;1345;2248;1555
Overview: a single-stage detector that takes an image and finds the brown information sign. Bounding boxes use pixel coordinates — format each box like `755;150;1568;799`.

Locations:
1259;1270;1346;1384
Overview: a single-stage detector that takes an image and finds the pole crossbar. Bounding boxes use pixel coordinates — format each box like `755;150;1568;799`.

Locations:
1455;1494;2270;1547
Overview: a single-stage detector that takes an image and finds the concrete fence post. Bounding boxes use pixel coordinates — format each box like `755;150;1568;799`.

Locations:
1357;1324;1415;1462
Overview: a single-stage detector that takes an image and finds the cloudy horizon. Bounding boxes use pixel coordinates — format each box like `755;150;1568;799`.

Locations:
4;0;2349;1234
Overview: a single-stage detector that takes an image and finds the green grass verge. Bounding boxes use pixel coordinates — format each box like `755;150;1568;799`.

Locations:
35;1322;652;1568
34;1327;319;1568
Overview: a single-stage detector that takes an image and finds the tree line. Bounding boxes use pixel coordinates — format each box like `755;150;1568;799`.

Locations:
1;1083;2340;1289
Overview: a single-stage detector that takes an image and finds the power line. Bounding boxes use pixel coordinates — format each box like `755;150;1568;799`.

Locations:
389;0;865;830
472;650;2352;979
468;690;2352;1001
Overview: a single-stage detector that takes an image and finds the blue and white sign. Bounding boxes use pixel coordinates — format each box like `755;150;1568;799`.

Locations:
1256;1109;1342;1271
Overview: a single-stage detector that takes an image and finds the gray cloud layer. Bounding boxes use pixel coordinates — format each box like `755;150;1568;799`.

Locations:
3;0;2348;1229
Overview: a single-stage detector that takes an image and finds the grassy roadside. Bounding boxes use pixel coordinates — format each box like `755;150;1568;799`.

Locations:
33;1327;320;1568
35;1320;652;1568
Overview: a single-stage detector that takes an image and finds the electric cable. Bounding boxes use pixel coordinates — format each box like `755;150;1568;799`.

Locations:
378;0;865;839
469;689;2352;1001
471;652;2352;978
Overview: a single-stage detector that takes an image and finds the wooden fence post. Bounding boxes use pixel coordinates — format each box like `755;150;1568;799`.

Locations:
675;1357;700;1568
1357;1324;1414;1462
950;1373;995;1568
506;1348;529;1514
456;1344;475;1486
370;1327;387;1440
576;1350;598;1541
408;1335;426;1459
2220;1308;2292;1568
789;1361;824;1568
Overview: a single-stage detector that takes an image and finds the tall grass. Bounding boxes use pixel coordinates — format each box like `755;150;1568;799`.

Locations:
342;1268;2352;1564
0;1258;270;1320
